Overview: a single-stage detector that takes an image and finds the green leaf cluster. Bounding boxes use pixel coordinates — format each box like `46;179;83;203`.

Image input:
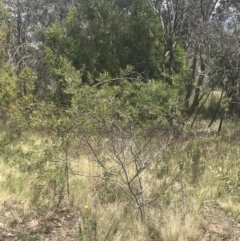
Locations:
44;0;166;83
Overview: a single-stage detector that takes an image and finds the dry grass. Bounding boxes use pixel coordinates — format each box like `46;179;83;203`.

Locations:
218;198;240;219
0;120;240;240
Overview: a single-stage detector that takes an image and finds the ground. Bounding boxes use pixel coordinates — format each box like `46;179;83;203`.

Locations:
1;200;240;241
0;200;79;241
200;205;240;241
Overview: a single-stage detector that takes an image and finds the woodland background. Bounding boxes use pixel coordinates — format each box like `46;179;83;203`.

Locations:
1;0;240;240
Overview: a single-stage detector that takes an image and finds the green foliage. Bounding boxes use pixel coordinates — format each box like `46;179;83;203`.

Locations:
45;0;166;84
138;80;180;120
42;0;190;114
0;4;16;116
44;50;83;104
1;0;240;237
0;1;8;64
172;43;187;74
0;63;183;216
0;67;17;113
0;0;186;225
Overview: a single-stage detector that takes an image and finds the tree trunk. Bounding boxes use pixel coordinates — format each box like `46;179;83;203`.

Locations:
188;55;205;115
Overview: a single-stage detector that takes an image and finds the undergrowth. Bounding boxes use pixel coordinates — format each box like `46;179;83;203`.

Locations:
0;120;240;240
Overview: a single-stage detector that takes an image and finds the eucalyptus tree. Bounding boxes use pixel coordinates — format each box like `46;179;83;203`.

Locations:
0;1;17;120
0;0;7;64
2;0;77;99
45;0;165;79
149;0;240;119
44;0;188;106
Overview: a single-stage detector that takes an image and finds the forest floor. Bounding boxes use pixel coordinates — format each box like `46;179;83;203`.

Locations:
200;205;240;241
0;200;79;241
1;121;240;240
1;199;240;241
